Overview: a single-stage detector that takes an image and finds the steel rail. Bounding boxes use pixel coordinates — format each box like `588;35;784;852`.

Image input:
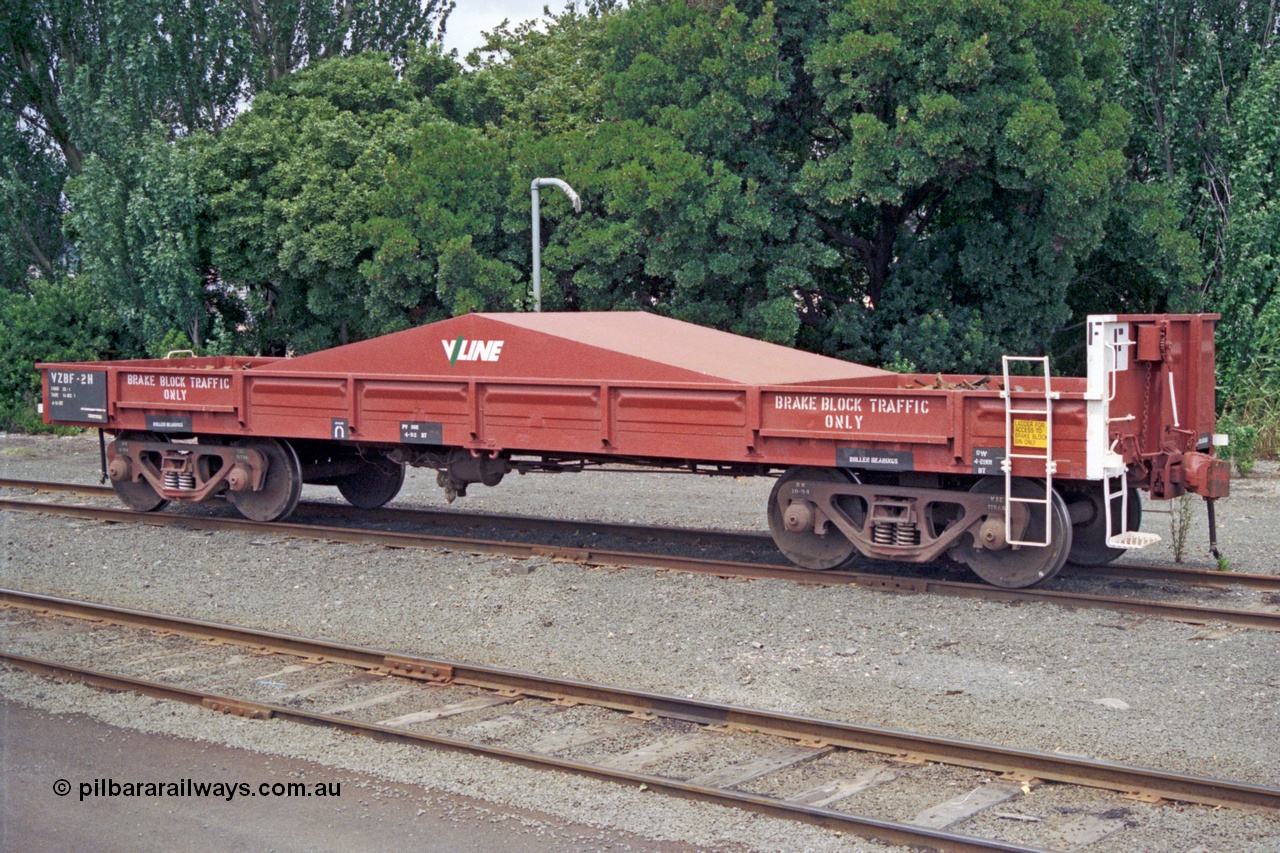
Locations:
1058;562;1279;590
4;495;1280;634
3;588;1278;817
2;477;1275;591
0;478;113;495
0;650;1039;853
0;477;764;547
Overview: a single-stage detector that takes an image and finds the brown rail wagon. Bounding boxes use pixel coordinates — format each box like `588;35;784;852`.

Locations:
39;311;1230;588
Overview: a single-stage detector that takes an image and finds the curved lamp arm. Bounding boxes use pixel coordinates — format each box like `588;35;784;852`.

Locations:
530;178;582;312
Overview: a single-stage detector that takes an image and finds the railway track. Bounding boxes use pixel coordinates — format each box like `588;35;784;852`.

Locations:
2;478;1278;632
3;588;1277;853
3;477;1268;587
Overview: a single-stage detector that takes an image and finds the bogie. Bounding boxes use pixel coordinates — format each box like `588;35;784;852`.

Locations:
767;468;1075;588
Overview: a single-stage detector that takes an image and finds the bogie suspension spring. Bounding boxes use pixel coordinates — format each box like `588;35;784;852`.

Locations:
872;521;920;547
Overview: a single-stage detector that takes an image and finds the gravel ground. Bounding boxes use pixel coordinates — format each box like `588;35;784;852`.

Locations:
3;432;1280;851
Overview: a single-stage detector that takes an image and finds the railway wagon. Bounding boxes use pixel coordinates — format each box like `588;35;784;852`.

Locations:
39;311;1230;588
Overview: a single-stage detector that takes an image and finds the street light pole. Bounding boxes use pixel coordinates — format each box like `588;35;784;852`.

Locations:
530;177;581;312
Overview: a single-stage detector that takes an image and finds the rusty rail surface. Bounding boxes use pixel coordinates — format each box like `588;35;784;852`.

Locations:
2;477;1272;591
2;588;1278;826
0;477;764;548
2;488;1279;633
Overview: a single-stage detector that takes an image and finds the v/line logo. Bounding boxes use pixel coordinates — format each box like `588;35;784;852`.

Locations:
443;336;504;364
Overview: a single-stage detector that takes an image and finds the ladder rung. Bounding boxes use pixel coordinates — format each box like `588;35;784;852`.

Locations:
1107;531;1161;550
1001;353;1056;553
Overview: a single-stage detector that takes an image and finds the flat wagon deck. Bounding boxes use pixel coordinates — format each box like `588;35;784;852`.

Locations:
39;311;1230;588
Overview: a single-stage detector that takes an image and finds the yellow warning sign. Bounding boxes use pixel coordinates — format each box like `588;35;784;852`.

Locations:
1013;419;1048;448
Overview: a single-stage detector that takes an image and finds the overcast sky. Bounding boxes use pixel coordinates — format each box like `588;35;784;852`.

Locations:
441;0;556;56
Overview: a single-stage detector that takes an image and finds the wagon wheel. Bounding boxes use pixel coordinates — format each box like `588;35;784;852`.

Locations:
1063;481;1142;567
336;455;405;509
228;437;302;522
959;477;1072;588
107;431;170;512
767;467;861;570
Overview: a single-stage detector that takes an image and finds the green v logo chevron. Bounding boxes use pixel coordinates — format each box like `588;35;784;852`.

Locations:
443;336;505;364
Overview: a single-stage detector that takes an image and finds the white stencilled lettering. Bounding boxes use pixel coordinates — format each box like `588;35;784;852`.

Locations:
442;338;505;363
819;396;862;412
775;395;817;411
869;397;930;415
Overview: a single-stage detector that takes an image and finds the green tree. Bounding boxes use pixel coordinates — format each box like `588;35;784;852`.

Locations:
1213;52;1280;458
203;53;429;353
581;0;818;342
0;0;97;287
0;116;65;284
490;0;1140;368
0;274;114;431
0;0;449;296
1100;1;1279;455
361;119;521;324
439;4;615;132
64;130;235;353
792;0;1133;367
433;0;824;342
242;0;453;87
0;0;244;290
1111;0;1278;298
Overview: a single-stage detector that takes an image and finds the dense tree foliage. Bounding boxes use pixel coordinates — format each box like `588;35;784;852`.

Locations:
1112;0;1278;294
362;119;521;322
203;53;432;353
0;0;449;293
795;0;1135;366
457;0;1154;369
0;274;114;430
1;0;1278;452
1104;0;1280;456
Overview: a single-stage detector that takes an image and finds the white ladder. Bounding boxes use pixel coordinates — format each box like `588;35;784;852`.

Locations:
1001;356;1057;548
1098;329;1159;550
1103;470;1161;549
